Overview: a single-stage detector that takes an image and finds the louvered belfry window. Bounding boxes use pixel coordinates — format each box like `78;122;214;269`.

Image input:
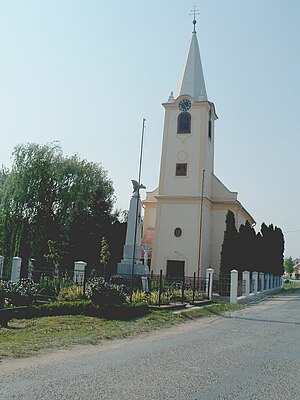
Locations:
177;112;191;134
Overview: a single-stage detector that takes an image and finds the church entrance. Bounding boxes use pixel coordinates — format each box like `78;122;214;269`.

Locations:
166;260;185;281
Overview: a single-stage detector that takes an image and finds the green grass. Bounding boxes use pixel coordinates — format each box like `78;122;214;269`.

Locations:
0;302;244;360
283;282;300;291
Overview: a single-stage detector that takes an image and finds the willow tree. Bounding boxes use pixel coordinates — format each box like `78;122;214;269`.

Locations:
0;142;117;271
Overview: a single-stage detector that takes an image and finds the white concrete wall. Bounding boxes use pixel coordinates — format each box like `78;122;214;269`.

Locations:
142;188;158;231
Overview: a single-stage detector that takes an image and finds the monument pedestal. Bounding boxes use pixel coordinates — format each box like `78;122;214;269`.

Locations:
117;260;149;276
117;180;148;277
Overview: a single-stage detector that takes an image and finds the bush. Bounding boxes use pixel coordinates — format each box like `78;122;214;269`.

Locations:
38;276;74;296
30;300;93;317
147;290;171;305
109;274;141;292
0;279;39;306
87;277;127;306
127;290;146;304
57;286;85;302
0;291;5;308
0;300;148;326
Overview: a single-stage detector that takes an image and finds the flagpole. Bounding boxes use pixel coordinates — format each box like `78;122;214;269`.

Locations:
130;118;146;302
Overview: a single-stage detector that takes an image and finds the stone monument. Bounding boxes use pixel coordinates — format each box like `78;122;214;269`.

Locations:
117;180;149;276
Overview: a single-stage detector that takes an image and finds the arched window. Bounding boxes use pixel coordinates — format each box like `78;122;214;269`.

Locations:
177;112;191;134
208;110;212;140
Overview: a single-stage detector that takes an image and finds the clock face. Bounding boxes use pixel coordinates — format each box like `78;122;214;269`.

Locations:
179;99;191;112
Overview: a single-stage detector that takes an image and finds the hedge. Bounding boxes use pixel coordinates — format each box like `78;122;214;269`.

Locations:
0;301;149;327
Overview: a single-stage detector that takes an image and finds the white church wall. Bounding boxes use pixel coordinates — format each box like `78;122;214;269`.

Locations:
151;201;202;275
199;204;213;276
142;201;156;231
212;175;237;202
158;100;213;198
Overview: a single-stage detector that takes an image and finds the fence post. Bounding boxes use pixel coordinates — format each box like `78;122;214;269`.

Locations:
265;274;270;291
181;275;185;304
192;272;196;304
242;271;250;296
259;272;264;292
0;256;4;279
206;268;214;300
74;261;87;287
11;257;22;283
28;258;35;280
230;269;238;304
271;274;274;289
158;269;162;307
149;270;153;291
252;271;258;294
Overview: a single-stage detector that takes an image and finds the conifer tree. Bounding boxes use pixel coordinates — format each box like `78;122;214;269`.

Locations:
220;210;238;277
99;236;110;279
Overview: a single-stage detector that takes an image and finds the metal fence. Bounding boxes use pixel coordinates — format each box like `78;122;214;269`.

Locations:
238;279;245;297
149;271;209;306
213;278;231;297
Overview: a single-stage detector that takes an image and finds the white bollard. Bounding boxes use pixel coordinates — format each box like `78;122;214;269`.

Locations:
230;269;238;304
11;257;22;283
242;271;250;296
0;256;4;279
252;271;258;294
205;268;214;300
74;261;87;286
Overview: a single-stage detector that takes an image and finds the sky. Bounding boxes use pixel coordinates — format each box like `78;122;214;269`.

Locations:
0;0;299;259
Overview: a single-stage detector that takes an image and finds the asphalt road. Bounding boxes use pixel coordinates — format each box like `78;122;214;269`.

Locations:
1;293;300;400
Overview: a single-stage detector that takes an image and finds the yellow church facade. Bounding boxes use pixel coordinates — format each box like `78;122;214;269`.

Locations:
142;23;255;279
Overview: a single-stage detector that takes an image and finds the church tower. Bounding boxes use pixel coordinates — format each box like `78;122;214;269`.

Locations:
142;18;254;279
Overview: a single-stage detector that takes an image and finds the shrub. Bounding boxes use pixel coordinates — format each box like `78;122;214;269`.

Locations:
31;300;93;317
109;274;141;292
184;289;204;302
57;285;85;302
0;279;39;306
127;290;146;304
0;300;148;326
0;291;5;308
38;276;74;296
87;277;126;306
147;290;171;305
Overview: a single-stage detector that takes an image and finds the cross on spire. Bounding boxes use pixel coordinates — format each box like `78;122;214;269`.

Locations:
190;5;200;33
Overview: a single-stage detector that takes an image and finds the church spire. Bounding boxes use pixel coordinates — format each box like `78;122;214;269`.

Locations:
177;13;207;101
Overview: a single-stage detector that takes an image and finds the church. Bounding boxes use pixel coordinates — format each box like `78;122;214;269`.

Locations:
142;19;255;279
